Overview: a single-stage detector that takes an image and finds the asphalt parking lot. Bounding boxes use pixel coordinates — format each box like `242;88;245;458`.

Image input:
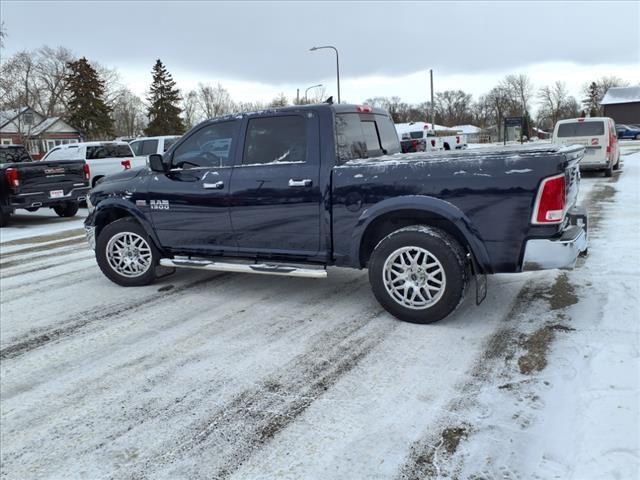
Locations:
1;144;638;480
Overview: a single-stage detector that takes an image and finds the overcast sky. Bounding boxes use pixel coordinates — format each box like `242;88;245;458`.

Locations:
2;1;639;108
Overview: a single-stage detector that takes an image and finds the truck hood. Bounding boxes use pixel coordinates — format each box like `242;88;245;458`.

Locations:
99;166;148;184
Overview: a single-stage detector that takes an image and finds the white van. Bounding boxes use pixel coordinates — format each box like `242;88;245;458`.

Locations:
129;135;181;158
42;141;144;187
552;117;620;176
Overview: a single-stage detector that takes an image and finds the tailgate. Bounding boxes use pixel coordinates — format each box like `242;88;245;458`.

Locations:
17;160;87;194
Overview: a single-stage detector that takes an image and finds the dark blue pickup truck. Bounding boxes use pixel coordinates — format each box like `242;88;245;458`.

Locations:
85;103;588;324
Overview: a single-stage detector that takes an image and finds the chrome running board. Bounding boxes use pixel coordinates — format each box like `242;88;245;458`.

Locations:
159;257;327;279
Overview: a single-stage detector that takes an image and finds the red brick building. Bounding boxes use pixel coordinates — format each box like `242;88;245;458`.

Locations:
0;107;82;159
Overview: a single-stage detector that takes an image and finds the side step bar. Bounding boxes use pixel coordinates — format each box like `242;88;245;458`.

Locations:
159;257;327;279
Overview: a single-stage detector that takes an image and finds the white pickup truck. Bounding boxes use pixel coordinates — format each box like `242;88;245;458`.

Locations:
395;122;467;152
42;141;145;187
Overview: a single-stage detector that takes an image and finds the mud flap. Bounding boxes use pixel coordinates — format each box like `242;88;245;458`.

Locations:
467;252;488;305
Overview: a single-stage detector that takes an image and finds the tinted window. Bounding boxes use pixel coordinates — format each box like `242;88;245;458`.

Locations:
242;116;306;165
173;121;238;168
141;140;159;155
557;122;605;137
376;116;401;155
0;147;31;163
86;144;133;159
130;141;143;156
361;121;381;152
163;137;178;151
335;113;367;162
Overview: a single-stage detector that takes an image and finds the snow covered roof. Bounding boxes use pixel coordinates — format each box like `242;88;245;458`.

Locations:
600;86;640;105
30;117;61;136
450;124;484;134
395;122;452;133
0;107;30;127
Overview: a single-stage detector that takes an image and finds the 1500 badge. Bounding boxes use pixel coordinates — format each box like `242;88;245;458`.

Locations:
150;200;170;210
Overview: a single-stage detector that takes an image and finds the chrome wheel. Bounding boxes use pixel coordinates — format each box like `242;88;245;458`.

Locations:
106;232;152;278
382;246;446;310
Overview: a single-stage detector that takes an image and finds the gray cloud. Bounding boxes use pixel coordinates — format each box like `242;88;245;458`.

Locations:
2;0;638;85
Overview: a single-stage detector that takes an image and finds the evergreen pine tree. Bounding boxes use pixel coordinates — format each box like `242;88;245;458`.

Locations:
582;82;600;117
66;57;114;140
145;59;185;136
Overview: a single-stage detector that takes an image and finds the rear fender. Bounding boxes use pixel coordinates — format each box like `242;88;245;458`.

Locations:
352;196;492;273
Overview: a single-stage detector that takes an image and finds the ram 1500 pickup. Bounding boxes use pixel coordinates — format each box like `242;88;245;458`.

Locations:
1;144;90;227
84;103;588;324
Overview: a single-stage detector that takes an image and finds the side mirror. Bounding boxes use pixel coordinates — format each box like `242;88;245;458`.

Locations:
148;154;167;172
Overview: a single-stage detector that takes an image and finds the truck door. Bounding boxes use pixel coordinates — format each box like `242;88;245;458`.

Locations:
147;120;240;252
228;112;322;258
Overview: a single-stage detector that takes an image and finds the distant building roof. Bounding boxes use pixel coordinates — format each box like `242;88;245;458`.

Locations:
30;117;61;136
395;121;451;133
450;124;484;134
0;107;30;128
601;86;640;105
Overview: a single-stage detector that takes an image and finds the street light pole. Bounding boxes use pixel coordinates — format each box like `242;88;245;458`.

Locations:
309;46;340;104
304;84;323;103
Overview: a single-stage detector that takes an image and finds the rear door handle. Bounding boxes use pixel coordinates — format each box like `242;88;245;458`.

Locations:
288;178;312;187
203;181;225;189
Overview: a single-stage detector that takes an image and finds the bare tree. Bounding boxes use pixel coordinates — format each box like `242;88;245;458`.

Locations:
537;81;572;127
111;88;147;138
181;90;200;129
235;101;267;113
196;83;235;119
434;90;473;126
502;74;534;113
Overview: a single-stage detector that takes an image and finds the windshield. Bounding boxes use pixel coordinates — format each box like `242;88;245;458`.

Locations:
86;144;133;159
0;147;31;163
557;122;605;137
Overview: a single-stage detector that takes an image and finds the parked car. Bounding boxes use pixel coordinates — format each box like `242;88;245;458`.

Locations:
615;124;640;140
85;104;588;325
42;141;144;187
129;135;181;158
1;144;90;227
552;117;620;176
395;122;467;152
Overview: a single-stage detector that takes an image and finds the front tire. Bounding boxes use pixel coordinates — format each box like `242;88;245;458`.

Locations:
368;226;469;324
96;218;159;286
53;202;79;217
0;209;11;228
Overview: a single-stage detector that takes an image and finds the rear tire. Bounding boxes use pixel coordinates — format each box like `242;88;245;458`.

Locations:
96;218;159;287
368;226;469;324
613;155;621;170
604;163;613;177
53;202;79;217
0;209;11;228
25;207;39;212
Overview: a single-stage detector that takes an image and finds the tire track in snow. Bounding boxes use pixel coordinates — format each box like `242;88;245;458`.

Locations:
121;306;391;480
0;272;231;360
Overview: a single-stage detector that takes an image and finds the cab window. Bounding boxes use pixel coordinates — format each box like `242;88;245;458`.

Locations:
172;121;238;168
242;116;307;165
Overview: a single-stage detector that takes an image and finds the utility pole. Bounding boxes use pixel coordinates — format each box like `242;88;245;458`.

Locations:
430;69;435;132
296;88;300;105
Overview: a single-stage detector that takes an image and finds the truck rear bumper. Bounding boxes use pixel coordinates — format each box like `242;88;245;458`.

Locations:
522;207;588;271
8;186;90;210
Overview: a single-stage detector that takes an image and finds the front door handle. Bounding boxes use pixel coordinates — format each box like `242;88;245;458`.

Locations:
288;178;312;187
203;181;225;189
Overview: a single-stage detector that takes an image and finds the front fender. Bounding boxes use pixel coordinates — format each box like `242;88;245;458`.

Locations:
351;195;492;273
87;198;163;252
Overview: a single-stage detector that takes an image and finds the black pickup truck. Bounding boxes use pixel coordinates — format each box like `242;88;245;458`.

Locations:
85;104;588;324
1;144;90;227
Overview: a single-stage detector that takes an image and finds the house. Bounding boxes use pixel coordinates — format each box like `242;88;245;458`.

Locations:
450;124;489;143
0;107;82;159
600;86;640;124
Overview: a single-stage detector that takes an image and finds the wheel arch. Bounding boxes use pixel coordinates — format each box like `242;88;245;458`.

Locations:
353;197;492;273
92;199;163;252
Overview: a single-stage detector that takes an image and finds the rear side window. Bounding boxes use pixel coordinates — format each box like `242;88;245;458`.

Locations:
409;131;423;139
335;113;400;163
173;121;238;168
557;122;605;137
130;140;143;156
141;140;159;155
242;116;307;165
86;144;133;159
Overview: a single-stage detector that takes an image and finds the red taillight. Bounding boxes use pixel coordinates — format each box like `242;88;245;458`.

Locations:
83;163;90;181
431;139;436;147
533;174;566;224
356;105;372;113
121;159;131;170
456;136;460;144
5;168;19;188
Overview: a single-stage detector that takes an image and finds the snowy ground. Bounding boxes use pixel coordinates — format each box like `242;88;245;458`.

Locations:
1;145;638;479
